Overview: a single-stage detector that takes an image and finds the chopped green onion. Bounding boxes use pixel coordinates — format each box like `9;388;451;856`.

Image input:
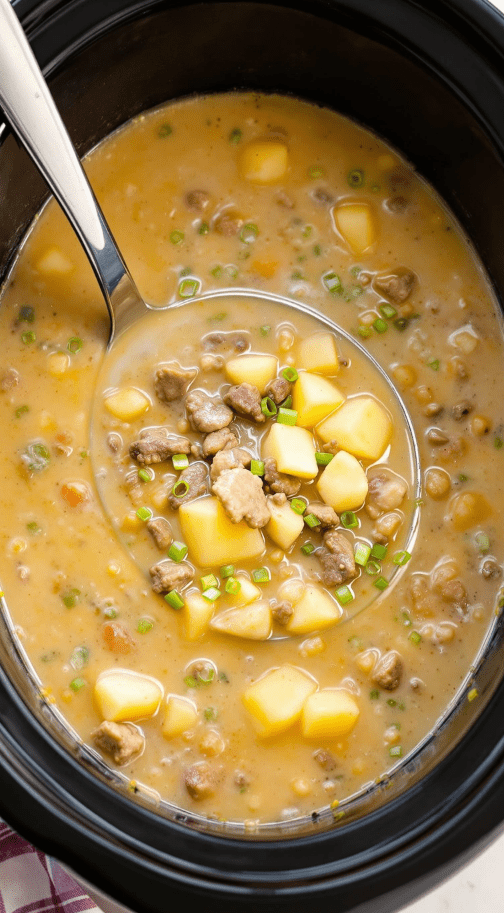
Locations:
250;460;264;476
260;325;271;336
291;270;304;281
204;706;218;720
168;541;188;562
323;271;342;294
348;635;363;649
494;437;504;450
261;396;277;418
138;468;154;483
358;325;373;339
15;405;29;418
18;305;35;323
393;317;409;332
282;367;299;383
201;574;219;591
158;122;172;138
365;560;381;576
184;675;198;688
225;577;241;596
178;278;201;298
23;441;50;472
172;453;189;471
304;513;321;529
347;168;364;188
389;745;402;758
281;395;293;409
315;452;334;466
69;677;86;693
21;331;36;344
370;689;380;700
308;165;324;178
165;590;184;610
371;543;388;560
379;304;397;320
209;311;227;322
171;479;190;499
252;567;270;584
313;244;322;256
170;230;184;244
373;318;388;334
374;576;389;591
210;265;223;278
302;225;313;238
26;521;41;535
475;532;490;553
386;698;397;707
137;618;153;634
136;507;153;521
409;630;422;645
180;267;192;277
393;550;411;566
277;407;297;426
290;498;306;515
335;585;354;605
61;588;80;609
219;670;230;683
239;223;259;244
198;221;210;235
70;645;89;670
67;336;83;353
427;358;440;370
229;127;242;144
341;511;358;529
198;667;215;684
301;542;315;555
354;542;371;566
220;565;235;579
401;611;412;627
202;587;221;602
226;264;239;279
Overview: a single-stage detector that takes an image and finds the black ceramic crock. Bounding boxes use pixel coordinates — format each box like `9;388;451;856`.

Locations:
1;1;504;911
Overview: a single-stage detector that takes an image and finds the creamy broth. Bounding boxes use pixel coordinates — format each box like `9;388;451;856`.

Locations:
0;92;502;826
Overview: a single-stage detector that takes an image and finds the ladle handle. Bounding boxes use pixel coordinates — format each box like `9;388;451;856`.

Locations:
0;0;140;340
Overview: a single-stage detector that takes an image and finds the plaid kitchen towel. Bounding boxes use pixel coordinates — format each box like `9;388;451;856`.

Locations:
0;822;101;913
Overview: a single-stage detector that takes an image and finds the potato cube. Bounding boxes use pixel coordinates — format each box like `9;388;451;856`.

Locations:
184;591;215;640
229;574;261;605
298;333;340;375
162;694;198;738
293;373;345;429
301;690;360;739
210;600;271;640
317;450;368;512
225;354;278;394
94;670;163;722
179;496;264;566
333;203;376;253
317;396;392;461
286;585;342;635
266;499;304;550
240;141;288;184
262;424;318;479
242;664;317;737
104;387;150;423
36;246;74;275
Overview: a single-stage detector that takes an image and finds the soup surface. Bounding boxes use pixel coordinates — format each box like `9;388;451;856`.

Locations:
0;92;502;827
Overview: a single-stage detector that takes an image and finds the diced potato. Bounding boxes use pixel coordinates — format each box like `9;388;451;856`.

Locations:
240;141;288;184
36;246;74;275
211;600;271;640
104;387;150;423
286;585;342;635
179;496;264;566
301;690;360;739
317;396;392;461
242;664;317;737
162;694;198;738
266;499;304;551
94;670;163;722
184;591;215;640
47;352;70;376
229;574;261;606
262;423;318;479
333;203;376;254
225;354;278;394
317;450;368;512
298;333;340;375
293;373;345;428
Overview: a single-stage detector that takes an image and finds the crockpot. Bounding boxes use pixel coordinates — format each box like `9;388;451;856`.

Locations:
1;1;504;910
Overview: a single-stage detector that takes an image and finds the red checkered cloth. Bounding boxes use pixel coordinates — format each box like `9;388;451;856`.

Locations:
0;822;101;913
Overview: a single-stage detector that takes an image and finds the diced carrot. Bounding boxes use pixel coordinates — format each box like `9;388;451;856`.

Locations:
61;481;89;507
251;260;278;279
102;621;136;654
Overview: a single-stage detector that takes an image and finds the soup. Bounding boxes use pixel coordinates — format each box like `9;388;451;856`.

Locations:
0;92;502;826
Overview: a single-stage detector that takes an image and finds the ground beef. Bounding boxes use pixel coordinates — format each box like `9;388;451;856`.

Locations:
313;748;337;771
202;428;238;457
147;517;173;550
212;467;270;528
186;390;233;433
440;579;468;614
264;376;292;405
312;186;334;205
107;432;122;454
203;332;248;354
371;651;403;691
185;189;210;212
223;383;265;423
92;721;144;765
451;400;473;421
481;559;501;579
305;502;339;528
272;601;294;625
365;472;408;520
213;209;243;236
210;447;252;481
374;268;416;303
0;368;19;391
184;762;215;800
154;364;196;403
130;428;192;465
263;457;301;497
167;461;208;510
124;470;143;506
318;529;357;587
149;560;194;594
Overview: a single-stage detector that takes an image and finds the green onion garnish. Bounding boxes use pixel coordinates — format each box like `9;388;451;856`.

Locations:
168;541;188;562
308;165;324;178
354;542;371;566
171;480;190;499
393;550;411;566
178;278;200;298
335;585;354;605
136;507;153;521
137;618;153;634
323;271;342;294
69;677;86;693
70;645;89;670
202;587;221;602
164;590;184;610
198;667;215;684
252;567;270;584
427;358;440;370
301;542;315;555
226;264;239;279
239;223;259;244
67;336;83;353
198;221;210;235
290;498;306;515
374;576;389;591
379;304;397;320
358;325;373;339
347;168;364;188
313;244;322;256
15;405;29;418
210;265;223;278
315;452;334;466
18;305;35;323
26;521;41;535
21;331;36;344
365;560;381;576
250;460;264;476
225;577;241;596
371;543;388;560
281;395;293;409
304;513;321;529
184;675;198;688
282;367;299;383
172;453;189;471
158;122;172;138
204;707;218;721
341;511;358;529
61;588;80;609
277;407;297;426
201;574;219;590
389;745;402;758
386;698;397;707
393;317;409;331
229;128;242;144
260;325;271;336
494;437;504;450
409;630;422;645
220;565;235;579
138;468;154;483
370;689;380;700
23;442;50;472
170;230;185;244
261;396;277;418
348;635;363;649
373;318;388;334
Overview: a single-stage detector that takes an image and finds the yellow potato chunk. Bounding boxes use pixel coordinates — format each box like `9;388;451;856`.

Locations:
333;202;376;253
179;496;264;566
317;396;392;461
163;695;198;738
36;246;74;275
240;141;288;184
262;423;318;479
298;333;340;375
242;664;317;737
266;499;304;551
94;670;163;722
286;585;342;635
104;387;150;423
301;690;360;739
317;450;368;512
293;372;345;429
184;591;215;641
210;600;271;640
225;354;278;394
229;574;261;606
